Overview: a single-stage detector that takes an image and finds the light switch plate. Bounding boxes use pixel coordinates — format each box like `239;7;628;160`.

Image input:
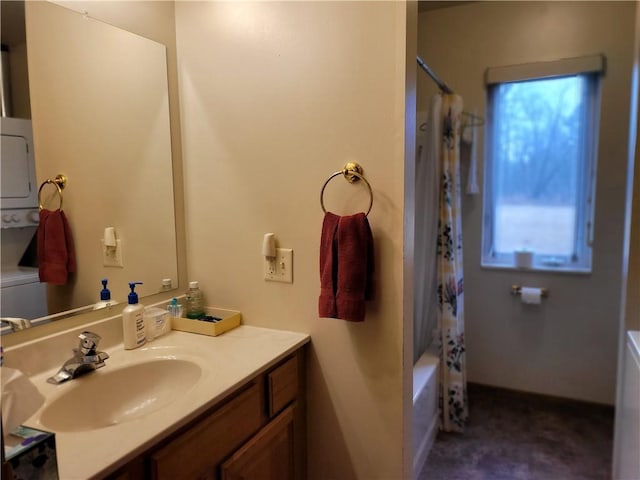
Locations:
264;248;293;283
102;239;123;268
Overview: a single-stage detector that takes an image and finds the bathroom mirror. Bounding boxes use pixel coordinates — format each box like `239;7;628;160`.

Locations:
0;1;178;334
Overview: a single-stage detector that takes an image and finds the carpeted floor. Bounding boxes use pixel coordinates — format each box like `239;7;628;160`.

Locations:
419;383;614;480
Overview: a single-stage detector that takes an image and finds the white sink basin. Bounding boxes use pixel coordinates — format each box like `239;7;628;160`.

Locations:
38;358;202;432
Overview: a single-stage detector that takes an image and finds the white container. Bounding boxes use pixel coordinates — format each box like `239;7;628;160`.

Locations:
122;282;146;350
514;250;534;269
144;307;170;341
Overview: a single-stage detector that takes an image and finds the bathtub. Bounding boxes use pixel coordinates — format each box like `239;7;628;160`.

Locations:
413;348;440;478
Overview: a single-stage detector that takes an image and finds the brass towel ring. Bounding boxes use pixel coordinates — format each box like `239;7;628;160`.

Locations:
320;162;373;216
38;174;67;210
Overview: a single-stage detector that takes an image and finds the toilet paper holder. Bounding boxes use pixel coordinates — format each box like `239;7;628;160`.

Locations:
511;285;549;298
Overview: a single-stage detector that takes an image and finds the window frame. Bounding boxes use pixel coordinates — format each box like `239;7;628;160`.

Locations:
481;66;602;274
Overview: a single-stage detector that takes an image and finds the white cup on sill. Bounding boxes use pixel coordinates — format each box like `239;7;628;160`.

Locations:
514;250;534;269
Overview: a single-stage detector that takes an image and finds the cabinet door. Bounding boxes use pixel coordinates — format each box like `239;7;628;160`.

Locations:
105;457;145;480
221;405;296;480
151;381;264;480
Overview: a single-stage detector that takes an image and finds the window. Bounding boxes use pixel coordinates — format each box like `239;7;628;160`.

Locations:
482;57;603;272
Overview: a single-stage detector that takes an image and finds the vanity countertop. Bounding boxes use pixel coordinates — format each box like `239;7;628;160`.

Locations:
21;325;310;479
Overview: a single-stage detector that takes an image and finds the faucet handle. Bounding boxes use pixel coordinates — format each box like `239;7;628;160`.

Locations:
78;331;102;355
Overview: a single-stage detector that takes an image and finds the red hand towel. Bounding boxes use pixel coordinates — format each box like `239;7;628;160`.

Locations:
38;209;76;285
335;213;374;322
319;212;340;318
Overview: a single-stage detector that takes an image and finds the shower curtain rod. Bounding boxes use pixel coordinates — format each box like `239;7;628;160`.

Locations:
416;55;454;94
416;55;485;130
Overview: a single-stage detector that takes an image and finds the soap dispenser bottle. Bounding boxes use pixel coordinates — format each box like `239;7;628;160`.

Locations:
123;282;146;349
94;278;116;310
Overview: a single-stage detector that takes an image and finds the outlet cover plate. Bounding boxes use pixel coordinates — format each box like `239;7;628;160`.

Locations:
102;239;123;268
264;248;293;283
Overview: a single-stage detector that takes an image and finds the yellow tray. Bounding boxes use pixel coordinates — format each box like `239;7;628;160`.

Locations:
171;307;241;337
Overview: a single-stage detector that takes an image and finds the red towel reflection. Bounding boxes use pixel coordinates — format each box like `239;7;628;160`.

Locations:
38;209;76;285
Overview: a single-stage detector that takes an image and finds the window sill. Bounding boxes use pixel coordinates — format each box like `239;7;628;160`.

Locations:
480;261;592;275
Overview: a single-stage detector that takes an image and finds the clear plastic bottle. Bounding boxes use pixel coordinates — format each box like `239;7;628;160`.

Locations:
185;281;205;319
167;297;183;319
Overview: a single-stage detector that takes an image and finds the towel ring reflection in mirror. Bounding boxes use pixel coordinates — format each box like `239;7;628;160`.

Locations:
320;162;373;216
38;174;67;210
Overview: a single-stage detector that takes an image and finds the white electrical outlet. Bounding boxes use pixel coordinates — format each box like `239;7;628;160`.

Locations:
102;239;123;268
264;248;293;283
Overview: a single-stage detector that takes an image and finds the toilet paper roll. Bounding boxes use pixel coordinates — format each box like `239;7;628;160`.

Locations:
521;287;542;305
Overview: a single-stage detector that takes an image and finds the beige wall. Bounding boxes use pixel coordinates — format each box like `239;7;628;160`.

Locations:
404;2;418;475
419;1;636;404
627;111;640;334
175;2;410;478
623;2;640;334
7;42;31;118
624;2;640;333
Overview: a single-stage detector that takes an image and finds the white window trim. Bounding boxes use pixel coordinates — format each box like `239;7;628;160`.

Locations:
485;54;605;85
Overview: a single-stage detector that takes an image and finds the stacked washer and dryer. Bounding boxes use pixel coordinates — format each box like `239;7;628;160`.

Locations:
1;116;48;329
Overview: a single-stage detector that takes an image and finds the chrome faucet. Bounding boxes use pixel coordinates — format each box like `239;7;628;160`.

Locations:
47;331;110;384
1;317;32;332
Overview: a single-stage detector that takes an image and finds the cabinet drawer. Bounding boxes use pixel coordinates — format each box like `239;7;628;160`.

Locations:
267;355;298;417
221;405;296;480
150;381;264;480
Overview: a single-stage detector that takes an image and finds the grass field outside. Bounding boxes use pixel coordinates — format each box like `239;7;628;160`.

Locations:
495;204;576;255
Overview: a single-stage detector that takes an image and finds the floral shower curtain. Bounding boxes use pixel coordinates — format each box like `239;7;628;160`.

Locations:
436;94;468;432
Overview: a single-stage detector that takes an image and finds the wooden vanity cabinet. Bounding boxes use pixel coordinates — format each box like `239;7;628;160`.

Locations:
105;347;306;480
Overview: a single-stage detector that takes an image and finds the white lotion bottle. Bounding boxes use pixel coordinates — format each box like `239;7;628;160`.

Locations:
123;281;146;349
